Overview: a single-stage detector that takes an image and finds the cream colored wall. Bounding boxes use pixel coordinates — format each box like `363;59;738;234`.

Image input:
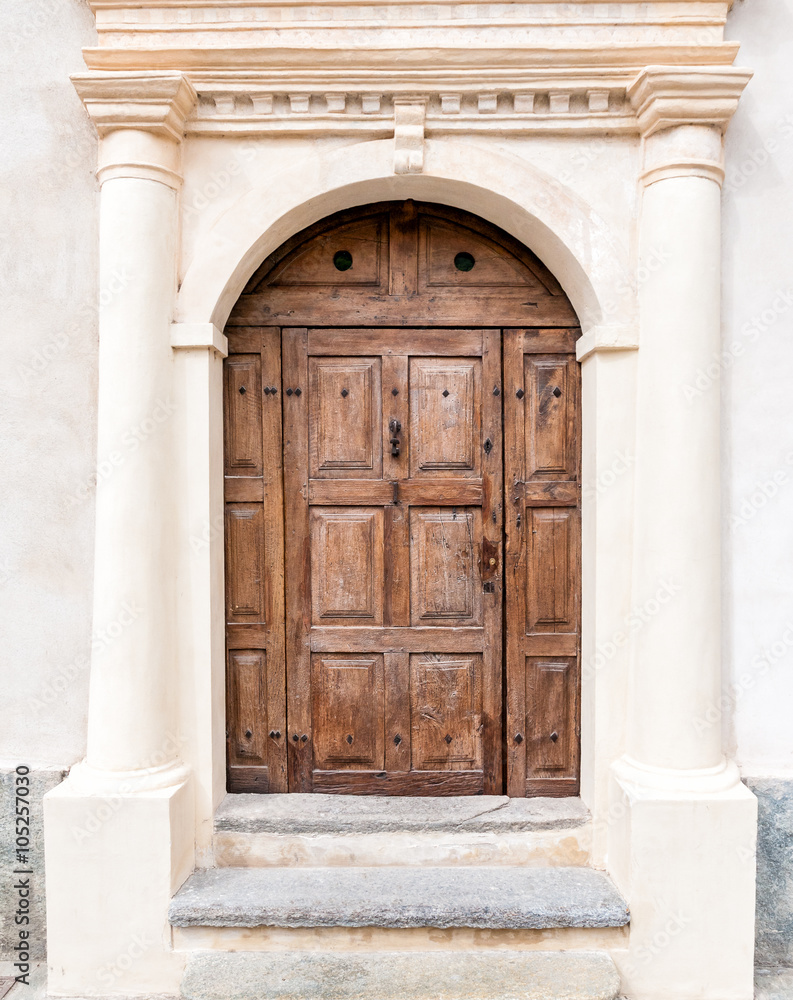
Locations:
723;0;793;778
1;0;790;796
0;0;98;768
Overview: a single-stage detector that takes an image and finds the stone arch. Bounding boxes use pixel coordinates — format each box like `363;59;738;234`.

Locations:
176;138;634;336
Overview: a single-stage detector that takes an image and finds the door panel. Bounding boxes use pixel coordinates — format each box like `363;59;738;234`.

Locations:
309;357;382;477
310;508;384;624
224;329;288;793
505;331;582;797
410;654;483;771
311;654;385;770
283;327;503;794
410;509;483;626
409;358;481;477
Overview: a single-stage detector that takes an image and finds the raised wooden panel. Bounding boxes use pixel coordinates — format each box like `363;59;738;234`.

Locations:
266;217;387;287
410;509;483;626
525;355;577;480
224;356;263;476
309;357;382;478
311;654;385;769
410;654;482;770
225;505;266;623
310;508;384;624
525;508;579;634
409;358;480;477
228;650;266;764
525;657;577;777
422;218;536;288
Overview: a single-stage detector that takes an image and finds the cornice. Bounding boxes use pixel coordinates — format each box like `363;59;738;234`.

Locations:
82;43;740;74
627;65;752;136
71;72;198;140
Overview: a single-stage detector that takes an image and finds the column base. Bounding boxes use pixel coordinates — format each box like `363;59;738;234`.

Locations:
608;756;758;1000
44;771;194;996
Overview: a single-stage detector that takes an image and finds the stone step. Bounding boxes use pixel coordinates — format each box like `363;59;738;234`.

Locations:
181;949;622;1000
169;866;629;930
213;793;592;867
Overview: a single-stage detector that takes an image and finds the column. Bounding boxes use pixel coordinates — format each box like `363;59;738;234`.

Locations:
44;74;198;995
608;68;757;1000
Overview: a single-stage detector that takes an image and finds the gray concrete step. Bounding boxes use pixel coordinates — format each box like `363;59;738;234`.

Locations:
213;794;592;868
169;866;629;930
181;949;622;1000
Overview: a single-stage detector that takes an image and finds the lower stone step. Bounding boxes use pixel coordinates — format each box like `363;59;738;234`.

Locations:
181;949;622;1000
169;866;629;930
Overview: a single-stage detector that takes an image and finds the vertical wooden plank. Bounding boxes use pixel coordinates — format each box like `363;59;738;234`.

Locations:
282;328;313;791
383;353;410;628
382;354;409;482
480;327;503;795
503;328;527;797
388;200;418;297
384;652;411;771
260;327;288;790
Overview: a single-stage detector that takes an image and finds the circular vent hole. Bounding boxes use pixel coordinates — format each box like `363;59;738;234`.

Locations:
334;250;353;271
454;251;476;272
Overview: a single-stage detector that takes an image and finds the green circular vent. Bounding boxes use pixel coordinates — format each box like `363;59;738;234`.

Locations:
333;250;353;271
454;251;476;272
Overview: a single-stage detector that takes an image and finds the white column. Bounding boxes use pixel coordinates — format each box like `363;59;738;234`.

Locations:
607;68;757;1000
629;123;726;773
81;127;185;784
44;74;198;996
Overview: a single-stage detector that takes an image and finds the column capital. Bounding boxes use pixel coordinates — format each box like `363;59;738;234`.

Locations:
628;66;753;138
71;71;197;141
72;73;197;188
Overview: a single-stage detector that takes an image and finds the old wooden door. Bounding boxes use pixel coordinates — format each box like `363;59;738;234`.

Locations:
281;328;502;793
223;201;581;796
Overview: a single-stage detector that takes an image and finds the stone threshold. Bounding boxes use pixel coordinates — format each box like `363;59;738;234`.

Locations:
215;793;590;835
169;866;629;930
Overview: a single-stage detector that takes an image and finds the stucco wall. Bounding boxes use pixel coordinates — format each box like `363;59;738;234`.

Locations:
724;0;793;972
0;0;98;769
723;0;793;779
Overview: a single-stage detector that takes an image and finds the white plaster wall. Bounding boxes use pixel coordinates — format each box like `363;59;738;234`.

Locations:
723;0;793;776
0;0;98;767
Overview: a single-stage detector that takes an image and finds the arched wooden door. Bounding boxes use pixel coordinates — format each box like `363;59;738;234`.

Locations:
223;201;581;797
